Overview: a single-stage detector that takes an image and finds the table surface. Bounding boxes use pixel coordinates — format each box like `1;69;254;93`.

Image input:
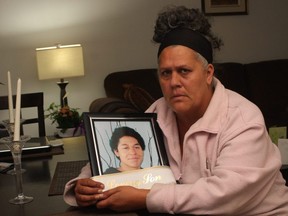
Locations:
0;136;147;216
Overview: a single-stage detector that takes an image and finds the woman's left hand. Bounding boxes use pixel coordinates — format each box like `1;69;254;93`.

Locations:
97;186;149;212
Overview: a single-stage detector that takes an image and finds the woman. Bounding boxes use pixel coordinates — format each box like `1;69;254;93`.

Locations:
64;6;288;215
103;126;145;174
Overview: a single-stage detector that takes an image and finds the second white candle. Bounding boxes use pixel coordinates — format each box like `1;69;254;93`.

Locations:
13;78;21;142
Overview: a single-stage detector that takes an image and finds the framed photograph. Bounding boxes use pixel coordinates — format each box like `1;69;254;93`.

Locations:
83;112;169;176
202;0;248;16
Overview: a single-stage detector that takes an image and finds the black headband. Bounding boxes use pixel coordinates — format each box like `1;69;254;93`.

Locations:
157;28;213;63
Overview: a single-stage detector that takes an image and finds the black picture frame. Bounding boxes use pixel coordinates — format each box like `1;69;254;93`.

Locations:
83;112;169;176
202;0;248;16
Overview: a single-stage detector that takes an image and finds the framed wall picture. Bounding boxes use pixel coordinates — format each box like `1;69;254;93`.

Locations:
202;0;248;16
83;112;169;176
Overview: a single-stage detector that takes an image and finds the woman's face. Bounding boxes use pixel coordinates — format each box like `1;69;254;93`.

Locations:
114;136;144;171
158;45;214;119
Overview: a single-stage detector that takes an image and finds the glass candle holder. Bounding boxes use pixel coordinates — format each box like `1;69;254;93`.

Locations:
0;135;33;204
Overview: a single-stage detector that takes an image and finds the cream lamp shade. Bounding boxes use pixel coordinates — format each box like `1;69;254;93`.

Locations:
36;44;84;80
36;44;84;107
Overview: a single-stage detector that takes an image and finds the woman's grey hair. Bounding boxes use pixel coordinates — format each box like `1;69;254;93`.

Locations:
196;52;209;69
153;5;223;50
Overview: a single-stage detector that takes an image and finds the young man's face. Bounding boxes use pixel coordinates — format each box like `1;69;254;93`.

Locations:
114;136;144;171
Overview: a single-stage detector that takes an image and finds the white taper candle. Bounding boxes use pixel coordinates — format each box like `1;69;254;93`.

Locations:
13;79;21;141
7;71;14;123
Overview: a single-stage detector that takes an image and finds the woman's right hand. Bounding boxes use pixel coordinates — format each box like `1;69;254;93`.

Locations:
74;178;105;207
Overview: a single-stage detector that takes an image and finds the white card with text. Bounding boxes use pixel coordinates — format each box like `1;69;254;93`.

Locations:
91;166;176;191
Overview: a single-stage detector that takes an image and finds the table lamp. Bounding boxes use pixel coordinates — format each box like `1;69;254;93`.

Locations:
36;44;84;107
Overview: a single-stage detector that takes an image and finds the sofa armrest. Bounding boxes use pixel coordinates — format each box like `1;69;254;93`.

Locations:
89;97;141;113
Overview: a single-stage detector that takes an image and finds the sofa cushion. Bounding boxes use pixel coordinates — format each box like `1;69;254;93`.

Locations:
104;69;162;100
245;59;288;127
214;62;250;99
89;98;139;113
123;84;155;112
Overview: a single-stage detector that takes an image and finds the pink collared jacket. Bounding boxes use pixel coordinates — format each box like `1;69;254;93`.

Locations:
145;78;288;215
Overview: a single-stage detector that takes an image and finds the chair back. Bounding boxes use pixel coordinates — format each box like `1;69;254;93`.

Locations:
0;92;46;137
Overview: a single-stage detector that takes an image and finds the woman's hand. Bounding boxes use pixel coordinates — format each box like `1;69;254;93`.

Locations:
97;186;149;212
74;178;105;207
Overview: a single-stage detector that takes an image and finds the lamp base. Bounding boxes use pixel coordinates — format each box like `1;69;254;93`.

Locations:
57;79;69;107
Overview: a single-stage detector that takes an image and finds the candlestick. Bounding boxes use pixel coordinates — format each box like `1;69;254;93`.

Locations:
7;71;14;123
13;79;21;142
0;135;33;204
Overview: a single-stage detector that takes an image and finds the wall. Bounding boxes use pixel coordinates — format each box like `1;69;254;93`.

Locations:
0;0;287;136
